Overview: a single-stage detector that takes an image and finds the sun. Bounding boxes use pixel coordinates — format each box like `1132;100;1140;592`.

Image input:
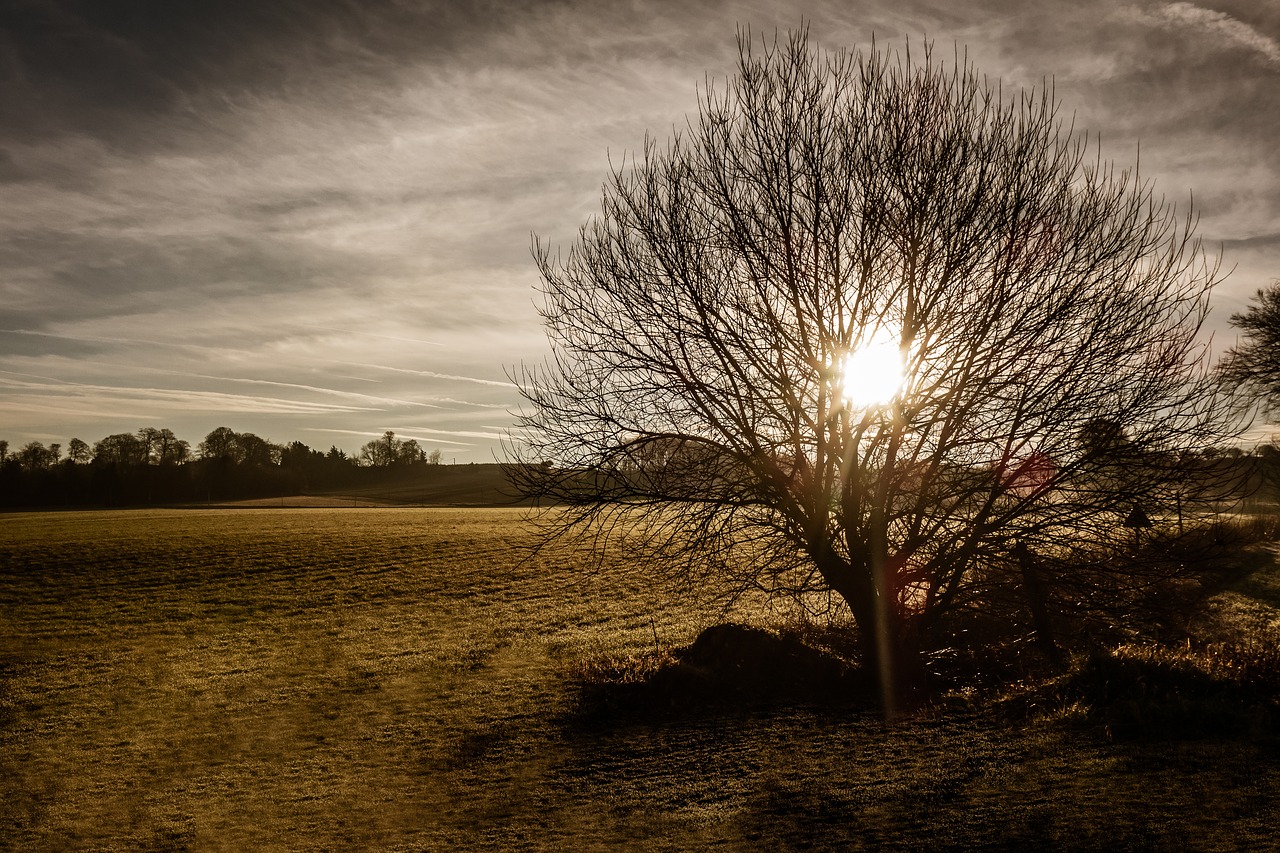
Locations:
840;327;905;408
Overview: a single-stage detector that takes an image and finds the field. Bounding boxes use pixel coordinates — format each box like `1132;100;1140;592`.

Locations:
3;508;1280;850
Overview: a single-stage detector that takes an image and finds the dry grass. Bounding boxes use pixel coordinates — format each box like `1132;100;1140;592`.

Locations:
3;508;1280;850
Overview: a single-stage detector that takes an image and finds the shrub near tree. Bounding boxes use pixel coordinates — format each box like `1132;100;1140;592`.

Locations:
509;29;1240;713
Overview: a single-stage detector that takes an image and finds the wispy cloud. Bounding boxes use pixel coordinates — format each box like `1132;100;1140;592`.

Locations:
0;372;373;415
352;363;515;388
0;328;262;358
305;427;474;447
386;426;505;440
1152;3;1280;68
110;366;444;410
289;324;447;347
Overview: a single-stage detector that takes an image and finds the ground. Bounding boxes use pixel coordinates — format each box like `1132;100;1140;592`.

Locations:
2;508;1278;850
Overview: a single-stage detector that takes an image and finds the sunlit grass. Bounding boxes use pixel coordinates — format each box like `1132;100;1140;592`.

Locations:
2;508;1279;849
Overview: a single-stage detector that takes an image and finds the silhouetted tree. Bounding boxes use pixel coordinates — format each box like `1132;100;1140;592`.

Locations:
510;29;1238;711
138;427;189;465
88;433;148;504
358;430;424;467
17;441;57;471
280;441;320;469
199;427;239;462
396;438;425;465
427;449;443;465
197;427;275;466
138;427;160;463
323;445;358;486
67;438;92;464
191;427;283;498
236;432;278;467
359;431;396;467
94;433;148;466
1220;281;1280;416
279;440;345;491
1079;419;1133;463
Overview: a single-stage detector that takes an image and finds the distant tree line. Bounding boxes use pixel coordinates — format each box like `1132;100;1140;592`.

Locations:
0;427;444;508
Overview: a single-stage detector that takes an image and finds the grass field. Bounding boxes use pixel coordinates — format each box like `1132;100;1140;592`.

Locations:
3;508;1280;850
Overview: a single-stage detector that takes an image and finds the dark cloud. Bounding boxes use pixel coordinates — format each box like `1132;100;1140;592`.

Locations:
0;0;578;151
0;145;29;181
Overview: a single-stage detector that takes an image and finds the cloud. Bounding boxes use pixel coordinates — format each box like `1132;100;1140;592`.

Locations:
0;328;262;359
305;426;475;447
353;363;515;388
2;0;1279;456
1153;3;1280;69
103;366;445;410
1220;232;1280;250
0;372;375;415
387;426;505;440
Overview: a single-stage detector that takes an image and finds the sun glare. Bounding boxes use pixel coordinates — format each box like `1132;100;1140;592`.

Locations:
840;327;905;408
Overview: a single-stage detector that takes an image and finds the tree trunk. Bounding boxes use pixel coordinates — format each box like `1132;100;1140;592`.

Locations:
1013;540;1063;670
822;557;926;718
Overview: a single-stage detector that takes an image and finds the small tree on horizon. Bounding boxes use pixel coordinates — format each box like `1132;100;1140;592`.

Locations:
67;438;92;464
16;441;58;471
508;29;1239;713
358;430;427;467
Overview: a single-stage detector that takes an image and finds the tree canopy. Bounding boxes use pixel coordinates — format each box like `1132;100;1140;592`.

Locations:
509;29;1238;711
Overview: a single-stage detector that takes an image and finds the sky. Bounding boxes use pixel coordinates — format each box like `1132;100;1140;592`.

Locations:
2;0;1279;459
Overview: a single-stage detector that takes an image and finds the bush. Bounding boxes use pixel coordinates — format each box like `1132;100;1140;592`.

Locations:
1002;638;1280;741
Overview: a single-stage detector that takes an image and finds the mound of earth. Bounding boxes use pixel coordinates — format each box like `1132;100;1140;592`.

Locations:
578;623;870;718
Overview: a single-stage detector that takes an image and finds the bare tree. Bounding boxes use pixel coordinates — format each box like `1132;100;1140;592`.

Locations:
67;438;92;464
359;431;399;467
198;427;274;466
138;427;190;465
1219;281;1280;414
16;441;57;471
358;430;425;467
509;30;1237;711
94;433;149;466
198;427;239;462
396;438;425;465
